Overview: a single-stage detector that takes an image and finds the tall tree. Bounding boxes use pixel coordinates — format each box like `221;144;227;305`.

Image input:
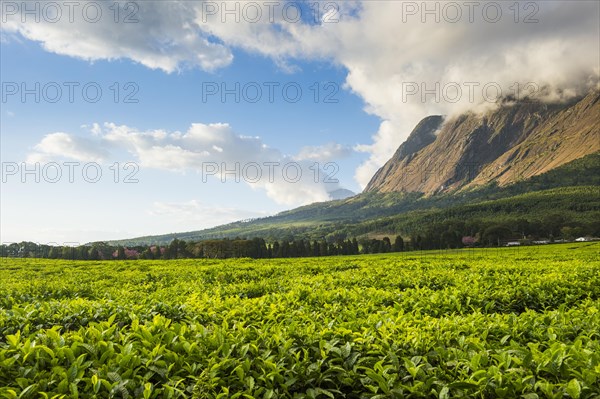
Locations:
393;236;404;252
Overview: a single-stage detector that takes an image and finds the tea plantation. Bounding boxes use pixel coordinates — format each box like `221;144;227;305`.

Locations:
1;243;599;398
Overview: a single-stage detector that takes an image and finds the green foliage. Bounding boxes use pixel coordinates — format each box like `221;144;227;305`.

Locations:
1;243;599;397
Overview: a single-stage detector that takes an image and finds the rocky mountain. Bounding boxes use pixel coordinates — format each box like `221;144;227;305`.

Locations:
365;90;600;195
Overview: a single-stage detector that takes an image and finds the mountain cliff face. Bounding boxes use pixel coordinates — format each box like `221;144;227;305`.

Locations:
365;90;600;195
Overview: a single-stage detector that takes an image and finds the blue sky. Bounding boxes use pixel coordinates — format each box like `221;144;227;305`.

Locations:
0;3;379;244
1;0;598;244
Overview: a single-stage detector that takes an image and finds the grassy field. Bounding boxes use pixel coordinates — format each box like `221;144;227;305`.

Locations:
1;243;599;398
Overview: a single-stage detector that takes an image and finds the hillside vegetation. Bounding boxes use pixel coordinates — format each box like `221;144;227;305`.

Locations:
109;153;600;246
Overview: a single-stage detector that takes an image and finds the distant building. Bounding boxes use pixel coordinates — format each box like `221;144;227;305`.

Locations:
461;236;477;246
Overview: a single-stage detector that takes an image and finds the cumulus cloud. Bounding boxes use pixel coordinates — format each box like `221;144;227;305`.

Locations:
27;122;350;206
1;1;233;72
27;132;109;163
7;1;599;187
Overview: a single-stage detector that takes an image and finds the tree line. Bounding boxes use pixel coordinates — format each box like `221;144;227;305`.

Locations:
0;236;413;260
2;216;597;261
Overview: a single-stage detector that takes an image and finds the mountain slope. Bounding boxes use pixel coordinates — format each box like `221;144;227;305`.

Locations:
107;152;600;245
365;115;443;191
366;90;600;195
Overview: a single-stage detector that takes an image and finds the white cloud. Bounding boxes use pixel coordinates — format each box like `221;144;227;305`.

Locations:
1;1;233;72
27;122;348;206
27;132;109;163
353;120;402;188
